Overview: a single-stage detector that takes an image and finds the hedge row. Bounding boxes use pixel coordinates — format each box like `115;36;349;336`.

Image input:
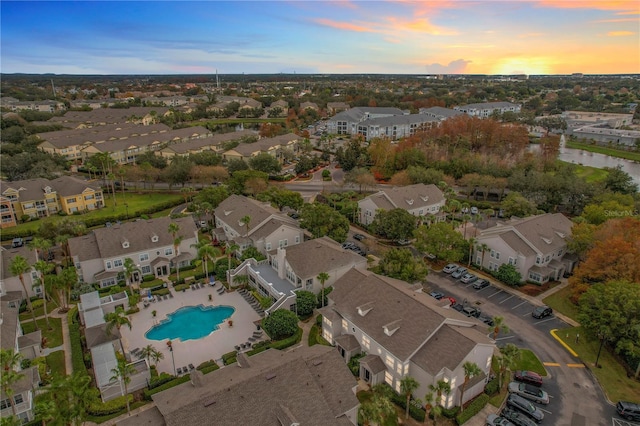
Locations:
199;364;220;375
149;373;177;390
143;376;191;400
174;284;190;292
390;391;425;422
197;360;218;370
456;393;490;425
222;351;237;365
484;377;500;396
151;288;170;296
67;307;88;376
87;395;132;416
269;327;302;350
140;280;165;289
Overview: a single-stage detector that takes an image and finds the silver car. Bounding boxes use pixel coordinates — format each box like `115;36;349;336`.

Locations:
508;382;550;405
451;267;468;279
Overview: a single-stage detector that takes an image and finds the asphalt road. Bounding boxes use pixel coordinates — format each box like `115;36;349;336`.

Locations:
425;270;611;426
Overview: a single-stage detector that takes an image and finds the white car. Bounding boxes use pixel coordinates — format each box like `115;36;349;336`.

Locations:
443;264;459;274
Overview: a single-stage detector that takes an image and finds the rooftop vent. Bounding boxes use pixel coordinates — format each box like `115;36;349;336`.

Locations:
151;234;159;243
383;319;401;336
420;195;429;202
357;302;374;317
312;359;323;366
406;199;414;205
203;399;216;407
266;373;277;381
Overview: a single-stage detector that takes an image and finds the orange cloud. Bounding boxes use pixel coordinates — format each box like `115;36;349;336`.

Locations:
607;30;636;36
537;1;638;11
386;17;458;35
313;18;375;33
518;32;544;38
616;10;640;14
592;18;639;22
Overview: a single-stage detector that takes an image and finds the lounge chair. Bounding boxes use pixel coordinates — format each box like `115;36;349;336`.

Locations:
169;293;174;298
189;363;195;370
181;366;187;374
177;367;183;375
163;294;168;300
234;345;241;351
156;296;162;302
253;331;263;337
248;337;256;342
191;285;196;291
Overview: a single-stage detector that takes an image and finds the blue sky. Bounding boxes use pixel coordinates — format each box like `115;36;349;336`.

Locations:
1;1;638;75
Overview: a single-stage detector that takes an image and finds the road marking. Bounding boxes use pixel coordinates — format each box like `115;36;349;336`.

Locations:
499;295;514;304
567;363;585;368
543;362;561;366
534;317;557;325
550;329;579;357
523;312;533;317
613;418;640;426
488;290;503;298
540;408;553;415
512;300;528;310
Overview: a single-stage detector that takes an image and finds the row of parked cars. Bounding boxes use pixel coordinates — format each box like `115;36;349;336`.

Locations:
341;241;367;257
487;371;548;425
443;263;491;289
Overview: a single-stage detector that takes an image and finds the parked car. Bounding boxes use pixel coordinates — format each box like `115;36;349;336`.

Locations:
452;303;465;312
341;242;356;249
443;263;459;274
486;414;515;426
460;273;478;284
353;233;366;241
471;206;479;215
617;401;640;421
473;279;491;290
532;305;553;319
479;315;495;327
501;408;538;426
451;267;468;279
395;239;411;246
429;291;445;300
508;382;550;404
444;296;456;306
506;394;544;423
11;237;24;248
514;371;543;387
462;306;481;318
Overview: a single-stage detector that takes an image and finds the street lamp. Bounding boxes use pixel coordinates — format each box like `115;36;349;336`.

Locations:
125;203;129;220
595;333;605;368
167;340;176;376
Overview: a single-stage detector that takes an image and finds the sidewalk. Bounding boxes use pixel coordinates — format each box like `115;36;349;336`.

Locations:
39;306;73;375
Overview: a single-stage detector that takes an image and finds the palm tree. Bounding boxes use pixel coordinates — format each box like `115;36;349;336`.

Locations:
240;215;251;236
496;343;521;389
105;307;132;336
358;384;396;426
459;361;482;413
107;172;118;206
191;240;221;278
467;237;476;267
226;242;239;273
0;349;25;417
138;344;164;368
34;260;54;329
317;272;330;308
233;274;249;288
400;376;420;420
429;379;451;425
461;213;472;239
28;236;51;262
116;166;127;202
423;390;434;425
168;222;182;281
122;258;139;289
490;316;510;340
34;397;57;426
110;359;137;415
10;255;38;327
57;266;78;311
478;243;489;269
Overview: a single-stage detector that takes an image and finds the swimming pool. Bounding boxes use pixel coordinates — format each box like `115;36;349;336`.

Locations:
145;305;235;341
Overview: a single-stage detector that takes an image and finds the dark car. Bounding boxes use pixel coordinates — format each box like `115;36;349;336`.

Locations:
452;303;465;312
480;315;495;327
353;233;366;241
462;306;481;318
531;306;553;319
617;401;640;421
501;408;538;426
506;394;544;423
514;370;543;387
342;242;356;249
486;414;515;426
429;291;445;300
473;279;490;290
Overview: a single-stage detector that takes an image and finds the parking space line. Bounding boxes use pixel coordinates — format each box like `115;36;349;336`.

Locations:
534;317;557;325
523;312;533;317
512;300;528;310
488;290;503;298
499;295;514;304
543;362;561;366
567;363;585;368
540;408;553;415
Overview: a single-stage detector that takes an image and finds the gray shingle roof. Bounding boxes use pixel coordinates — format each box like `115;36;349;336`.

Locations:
365;183;444;212
18;330;42;350
1;178;52;203
499;230;537;257
0;366;39;398
48;107;170;125
420;106;463;119
360;114;438;127
411;325;479;375
68;216;197;261
214;195;281;236
282;236;366;279
50;176;102;197
153;345;358;426
228;133;298;157
0;301;19;350
161;130;256;154
1;246;37;281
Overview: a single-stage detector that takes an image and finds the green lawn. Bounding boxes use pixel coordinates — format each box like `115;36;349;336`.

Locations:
21;317;63;348
570;164;610;183
566;140;640;162
517;349;547;376
557;326;640;403
6;192;183;236
543;285;580;322
45;350;66;378
19;299;60;321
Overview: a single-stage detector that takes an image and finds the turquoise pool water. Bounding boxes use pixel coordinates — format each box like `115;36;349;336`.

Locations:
145;305;234;341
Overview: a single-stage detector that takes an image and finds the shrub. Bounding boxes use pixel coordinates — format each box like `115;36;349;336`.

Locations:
125;306;140;315
484;377;499;396
143;275;156;282
67;307;88;376
31;299;44;310
140;279;164;289
222;351;237;365
496;264;522;287
246;340;271;356
200;364;220;375
456;393;490;425
151;288;170;296
144;376;191;400
149;372;176;389
347;352;366;377
87;395;132;416
441;405;460;419
262;309;298;340
197;360;218;370
174;284;190;292
389;388;426;422
294;290;316;317
269;327;303;350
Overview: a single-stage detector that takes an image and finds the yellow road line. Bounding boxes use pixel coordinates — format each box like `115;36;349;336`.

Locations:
567;363;585;368
543;362;561;366
550;329;579;357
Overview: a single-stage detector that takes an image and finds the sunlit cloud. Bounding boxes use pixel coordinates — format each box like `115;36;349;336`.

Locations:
537;1;638;11
518;32;544;38
386;17;458;35
607;30;635;36
616;10;640;15
491;56;552;75
446;44;496;49
591;18;639;22
313;18;375;33
420;59;472;74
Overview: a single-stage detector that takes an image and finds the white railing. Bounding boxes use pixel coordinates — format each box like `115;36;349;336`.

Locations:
265;293;291;316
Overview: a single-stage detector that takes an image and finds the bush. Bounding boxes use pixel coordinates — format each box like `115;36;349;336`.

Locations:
67;307;89;376
151;288;170;296
143;275;156;282
174;284;190;292
222;351;237;365
262;309;299;340
149;372;176;390
269;327;303;350
456;393;490;425
496;264;522;287
143;376;191;400
87;395;133;416
484;377;499;396
31;299;44;310
246;340;271;356
294;290;316;317
389;389;426;422
125;306;140;315
441;405;460;419
140;279;164;289
197;360;218;370
347;352;366;377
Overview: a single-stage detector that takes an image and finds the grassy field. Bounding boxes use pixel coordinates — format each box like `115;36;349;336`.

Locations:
46;350;66;377
21;317;63;348
557;326;640;403
543;285;580;322
568;163;610;183
566;140;640;162
19;299;60;322
518;349;547;376
6;192;184;235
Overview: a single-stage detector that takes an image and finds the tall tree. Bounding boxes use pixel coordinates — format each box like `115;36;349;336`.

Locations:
168;222;182;281
370;208;417;241
138;344;164;368
414;222;467;263
10;255;38;327
495;344;520;389
459;361;482;412
317;272;330;308
110;359;137;415
28;236;51;262
104;307;132;336
429;379;452;425
34;260;54;329
400;376;420;420
300;203;350;242
0;349;25;417
122;258;139;288
191;240;221;278
490;316;510;340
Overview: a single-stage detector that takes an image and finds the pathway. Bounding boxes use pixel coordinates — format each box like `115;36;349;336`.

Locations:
48;307;73;376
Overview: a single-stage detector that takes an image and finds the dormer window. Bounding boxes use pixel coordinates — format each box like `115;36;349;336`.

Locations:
541;237;552;244
151;234;159;243
383;320;401;336
420;195;429;202
357;302;374;317
224;210;232;216
122;239;130;249
44;186;52;194
406;199;414;205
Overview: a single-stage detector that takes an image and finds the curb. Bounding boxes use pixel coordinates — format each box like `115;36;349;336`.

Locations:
549;329;579;357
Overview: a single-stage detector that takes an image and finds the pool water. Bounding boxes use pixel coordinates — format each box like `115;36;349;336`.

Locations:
145;305;235;341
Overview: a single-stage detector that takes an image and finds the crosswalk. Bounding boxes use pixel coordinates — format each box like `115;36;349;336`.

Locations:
613;418;640;426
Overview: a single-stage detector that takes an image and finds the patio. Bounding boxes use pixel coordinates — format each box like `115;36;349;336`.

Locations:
119;286;262;375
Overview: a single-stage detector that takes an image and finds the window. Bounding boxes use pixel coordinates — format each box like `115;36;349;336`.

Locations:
535;256;542;265
305;278;313;290
558;249;563;256
0;398;10;410
495;252;500;260
385;354;394;368
165;248;173;256
139;253;149;262
295;236;300;244
341;319;348;331
13;394;23;405
283;239;288;247
266;242;271;251
113;259;123;267
508;257;516;266
84;194;94;200
545;255;550;262
490;250;496;258
34;285;42;295
67;197;76;203
102;278;116;287
528;272;542;282
141;265;151;274
362;336;370;350
106;261;112;270
384;371;393;386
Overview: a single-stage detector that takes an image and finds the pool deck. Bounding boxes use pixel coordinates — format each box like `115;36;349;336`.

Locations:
119;286;262;375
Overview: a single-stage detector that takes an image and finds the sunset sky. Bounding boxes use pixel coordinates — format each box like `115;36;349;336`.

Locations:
1;1;638;75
